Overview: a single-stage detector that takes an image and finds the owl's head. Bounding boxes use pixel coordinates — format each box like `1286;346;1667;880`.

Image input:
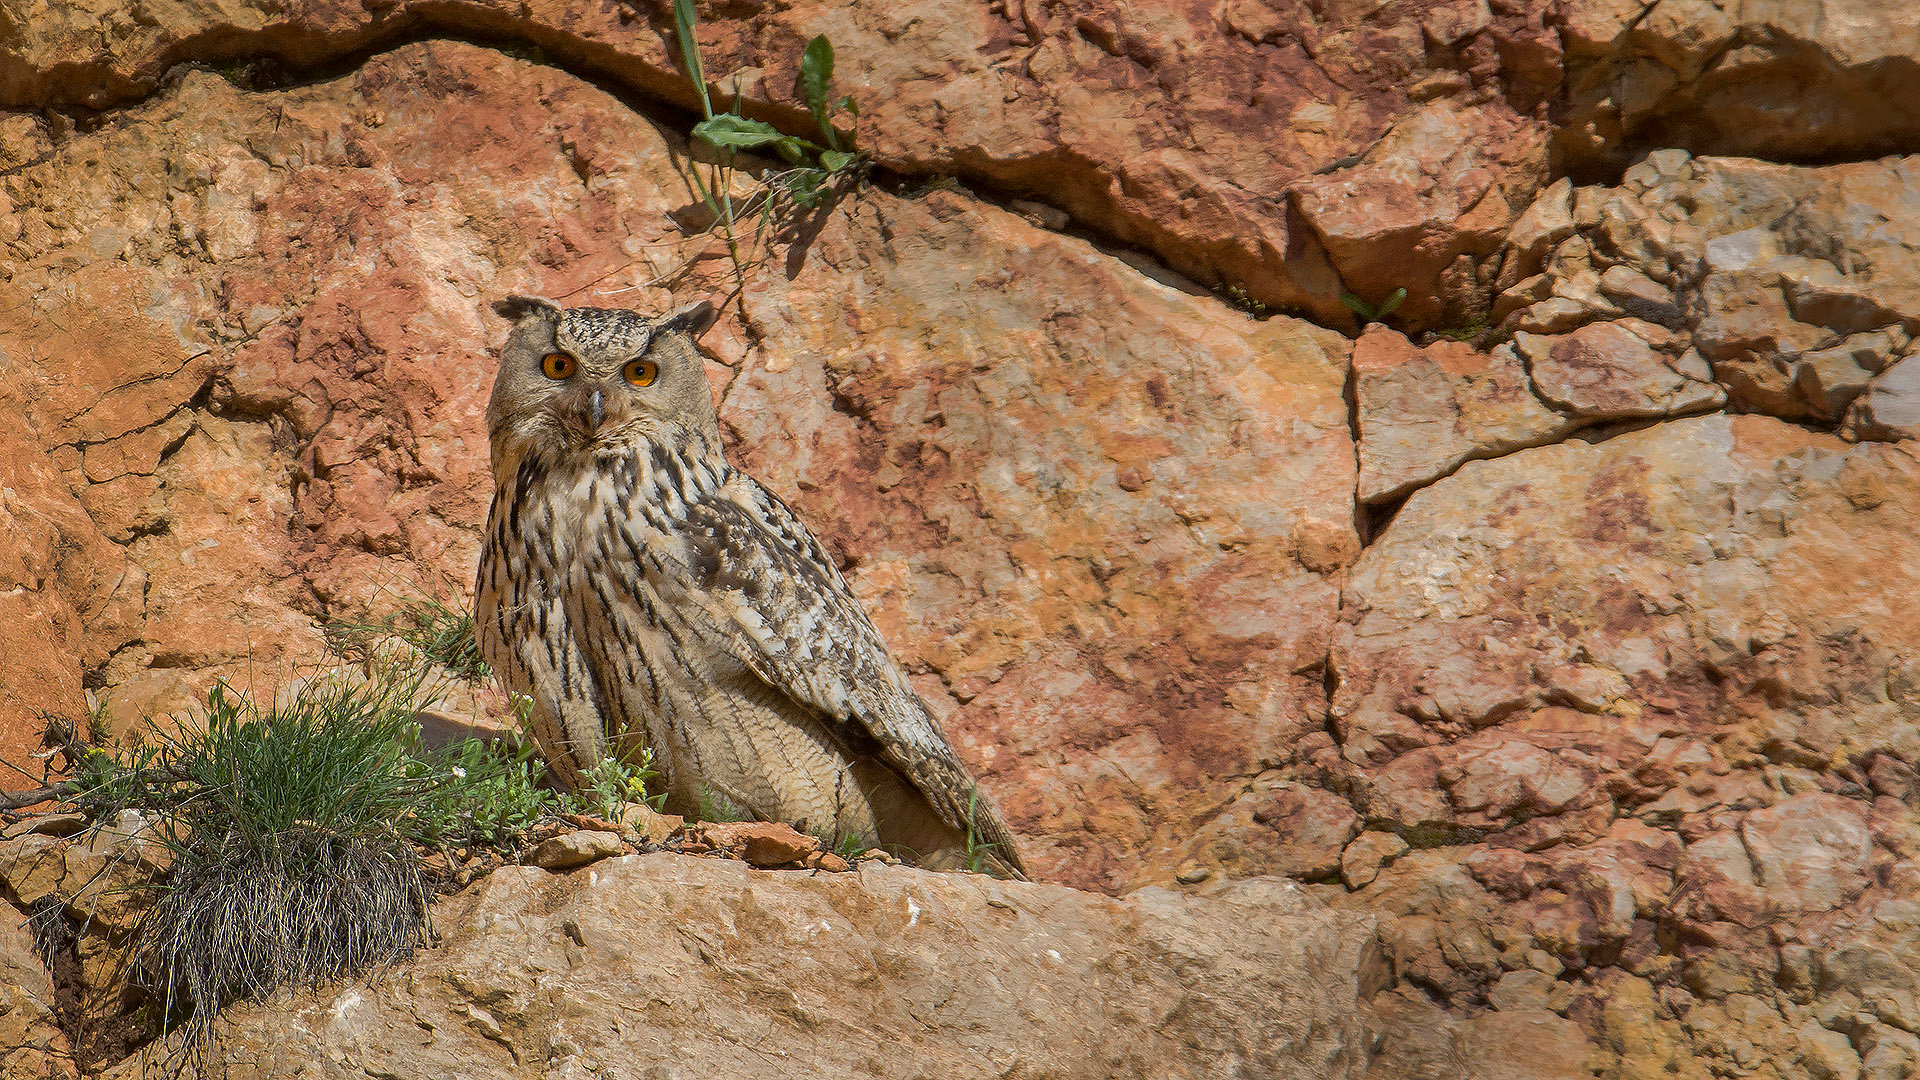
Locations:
485;296;720;471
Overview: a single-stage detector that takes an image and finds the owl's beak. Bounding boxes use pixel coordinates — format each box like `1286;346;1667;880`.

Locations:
554;382;623;446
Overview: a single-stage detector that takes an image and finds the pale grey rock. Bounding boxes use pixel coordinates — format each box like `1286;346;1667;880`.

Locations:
1845;357;1920;441
126;853;1381;1080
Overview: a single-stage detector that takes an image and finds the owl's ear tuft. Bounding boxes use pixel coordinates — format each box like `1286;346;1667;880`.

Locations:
493;295;563;322
659;299;718;339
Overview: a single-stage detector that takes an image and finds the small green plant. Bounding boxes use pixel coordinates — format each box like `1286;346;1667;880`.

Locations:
328;595;489;683
905;174;965;198
669;0;864;292
410;736;556;848
1434;314;1488;342
1340;287;1407;325
962;785;1002;875
829;830;870;861
567;752;665;819
694;783;750;824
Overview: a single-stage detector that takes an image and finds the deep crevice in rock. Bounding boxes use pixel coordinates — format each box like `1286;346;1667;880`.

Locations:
1356;493;1405;548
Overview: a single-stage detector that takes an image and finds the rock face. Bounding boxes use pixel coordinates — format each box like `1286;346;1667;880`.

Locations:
108;854;1378;1080
5;2;1920;1078
0;906;77;1080
0;0;1565;329
1560;0;1920;170
1496;151;1920;424
1;41;1354;892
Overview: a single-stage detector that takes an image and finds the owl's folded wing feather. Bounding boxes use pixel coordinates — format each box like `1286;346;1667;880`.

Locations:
633;473;1027;876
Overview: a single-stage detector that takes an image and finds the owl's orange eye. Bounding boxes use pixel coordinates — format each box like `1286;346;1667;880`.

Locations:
623;358;659;387
540;352;576;379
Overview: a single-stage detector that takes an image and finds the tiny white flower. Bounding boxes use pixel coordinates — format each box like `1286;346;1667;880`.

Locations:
452;766;467;779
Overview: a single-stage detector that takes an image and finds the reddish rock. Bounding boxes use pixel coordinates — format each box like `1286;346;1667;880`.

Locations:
1503;151;1920;423
1351;327;1571;504
691;821;820;868
1182;777;1358;881
0;0;1561;328
1560;0;1920;171
1739;793;1873;914
1335;416;1920;807
1515;320;1723;420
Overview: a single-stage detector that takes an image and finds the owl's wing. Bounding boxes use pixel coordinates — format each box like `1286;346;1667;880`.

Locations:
637;470;1026;876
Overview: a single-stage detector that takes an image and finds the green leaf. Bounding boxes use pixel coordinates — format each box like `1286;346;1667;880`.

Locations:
1376;287;1408;319
786;170;827;209
802;35;843;151
1338;292;1372;319
673;0;712;120
802;35;835;118
692;114;792;151
819;149;855;172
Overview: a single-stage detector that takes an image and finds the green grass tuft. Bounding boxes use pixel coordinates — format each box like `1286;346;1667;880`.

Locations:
328;596;489;683
693;784;750;824
962;784;1004;875
63;654;564;1061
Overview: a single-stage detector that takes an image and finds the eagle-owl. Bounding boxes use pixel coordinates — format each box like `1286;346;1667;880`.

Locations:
475;296;1026;877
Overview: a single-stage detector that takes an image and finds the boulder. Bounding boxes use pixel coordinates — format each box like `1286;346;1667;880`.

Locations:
115;853;1381;1079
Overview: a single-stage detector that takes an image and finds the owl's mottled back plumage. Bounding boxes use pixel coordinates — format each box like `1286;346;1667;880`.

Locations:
475;296;1027;877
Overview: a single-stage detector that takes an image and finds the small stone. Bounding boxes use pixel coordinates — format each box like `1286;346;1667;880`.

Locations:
616;802;684;845
1175;862;1213;885
1516;321;1724;420
1526;949;1565;977
0;834;68;907
4;812;88;839
1340;831;1410;889
1488;969;1556;1012
1797;1020;1864;1080
1512;295;1609;335
1845;358;1920;442
859;848;900;866
693;821;820;868
1596;265;1683;328
529;830;628;872
802;851;852;872
1008;199;1069;230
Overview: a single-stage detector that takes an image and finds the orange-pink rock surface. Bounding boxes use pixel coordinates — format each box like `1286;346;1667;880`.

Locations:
3;1;1920;1076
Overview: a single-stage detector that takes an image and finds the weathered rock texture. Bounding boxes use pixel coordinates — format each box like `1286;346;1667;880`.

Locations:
1496;151;1920;426
1;41;1355;892
1559;0;1920;170
5;1;1920;1078
1;0;1561;328
102;854;1378;1079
